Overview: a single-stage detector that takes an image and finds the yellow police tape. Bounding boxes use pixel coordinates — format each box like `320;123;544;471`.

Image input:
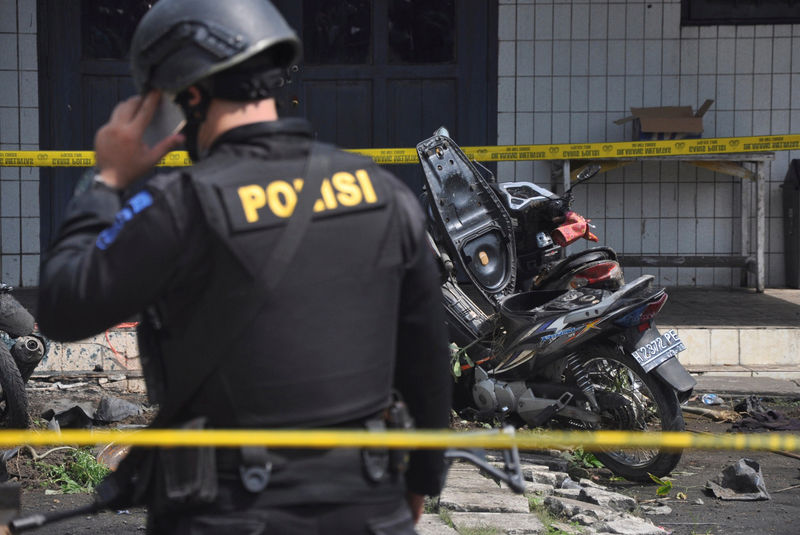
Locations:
0;429;798;453
1;134;798;167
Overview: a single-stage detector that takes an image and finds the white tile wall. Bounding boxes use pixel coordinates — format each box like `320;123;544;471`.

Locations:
498;77;515;112
660;218;678;254
517;5;533;40
534;42;552;76
20;253;36;286
735;38;754;73
553;77;570;112
772;74;790;109
571;40;589;76
662;40;680;75
20;216;37;253
0;0;39;287
516;76;533;112
517;39;535;75
644;4;662;40
506;0;800;287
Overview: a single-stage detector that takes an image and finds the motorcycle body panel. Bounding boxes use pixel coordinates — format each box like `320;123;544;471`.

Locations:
489;275;666;375
417;133;516;304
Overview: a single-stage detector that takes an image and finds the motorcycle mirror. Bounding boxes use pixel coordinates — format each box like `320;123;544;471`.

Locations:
433;126;450;138
573;163;601;184
564;163;602;199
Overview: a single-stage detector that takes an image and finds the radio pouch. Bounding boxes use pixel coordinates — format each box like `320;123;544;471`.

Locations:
156;416;218;512
386;394;415;476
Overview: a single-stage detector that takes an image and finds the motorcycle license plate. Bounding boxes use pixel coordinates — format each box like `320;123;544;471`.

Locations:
632;330;686;372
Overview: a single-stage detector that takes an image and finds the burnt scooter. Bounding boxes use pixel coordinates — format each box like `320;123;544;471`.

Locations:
418;129;696;481
0;284;46;428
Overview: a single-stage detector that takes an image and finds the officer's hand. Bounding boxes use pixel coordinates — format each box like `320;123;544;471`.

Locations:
94;91;184;190
405;492;425;524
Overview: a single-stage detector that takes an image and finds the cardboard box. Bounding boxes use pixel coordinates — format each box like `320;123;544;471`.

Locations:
614;99;714;140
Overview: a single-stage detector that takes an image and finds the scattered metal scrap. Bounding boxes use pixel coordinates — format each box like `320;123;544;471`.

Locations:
40;396;143;429
706;458;771;501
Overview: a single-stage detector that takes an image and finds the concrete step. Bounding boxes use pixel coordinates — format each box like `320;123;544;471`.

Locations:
664;324;800;370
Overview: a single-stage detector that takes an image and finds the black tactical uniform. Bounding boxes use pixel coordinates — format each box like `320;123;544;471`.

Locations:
38;117;452;533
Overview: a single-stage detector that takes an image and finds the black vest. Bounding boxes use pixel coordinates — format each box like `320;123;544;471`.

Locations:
142;123;409;428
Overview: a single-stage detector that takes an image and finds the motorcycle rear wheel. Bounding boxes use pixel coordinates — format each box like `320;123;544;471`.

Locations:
0;344;30;428
571;344;684;482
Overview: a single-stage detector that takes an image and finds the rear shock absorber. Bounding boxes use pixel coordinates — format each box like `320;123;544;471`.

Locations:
566;354;599;410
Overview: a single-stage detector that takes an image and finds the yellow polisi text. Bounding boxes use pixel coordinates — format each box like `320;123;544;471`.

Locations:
237;169;378;224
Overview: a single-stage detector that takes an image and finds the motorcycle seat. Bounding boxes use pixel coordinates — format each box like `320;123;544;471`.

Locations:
498;288;606;334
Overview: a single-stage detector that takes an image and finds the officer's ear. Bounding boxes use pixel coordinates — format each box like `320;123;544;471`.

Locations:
176;85;212;124
186;86;204;107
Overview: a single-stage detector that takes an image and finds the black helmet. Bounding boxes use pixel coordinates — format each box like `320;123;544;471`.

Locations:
130;0;301;94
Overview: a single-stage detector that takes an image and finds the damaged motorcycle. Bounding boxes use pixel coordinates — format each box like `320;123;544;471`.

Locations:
0;284;46;428
417;128;695;481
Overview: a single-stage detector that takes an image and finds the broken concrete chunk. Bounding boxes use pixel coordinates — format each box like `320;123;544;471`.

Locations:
579;487;637;512
525;468;570;488
519;453;569;472
548;520;583;534
544;496;610;520
579;477;607;489
554;488;582;499
448;512;545;534
522;481;554;496
527;469;559;486
416;514;459;535
639;504;672;516
572;513;599;526
593;517;667;535
440;467;530;513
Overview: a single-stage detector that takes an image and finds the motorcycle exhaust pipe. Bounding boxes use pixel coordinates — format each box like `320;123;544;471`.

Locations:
11;336;45;383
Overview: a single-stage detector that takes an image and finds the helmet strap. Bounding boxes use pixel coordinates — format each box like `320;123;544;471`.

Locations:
175;85;212;161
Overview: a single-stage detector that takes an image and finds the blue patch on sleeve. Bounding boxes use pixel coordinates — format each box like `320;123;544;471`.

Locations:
96;190;154;250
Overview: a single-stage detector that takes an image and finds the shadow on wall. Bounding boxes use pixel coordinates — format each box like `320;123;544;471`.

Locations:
659;287;800;327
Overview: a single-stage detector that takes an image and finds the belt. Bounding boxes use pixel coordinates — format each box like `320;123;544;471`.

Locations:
212;446;403;507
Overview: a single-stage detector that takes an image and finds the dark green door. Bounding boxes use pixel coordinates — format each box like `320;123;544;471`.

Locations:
38;0;497;248
275;0;498;192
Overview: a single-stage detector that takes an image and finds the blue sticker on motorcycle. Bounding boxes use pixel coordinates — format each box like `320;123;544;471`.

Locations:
96;191;154;250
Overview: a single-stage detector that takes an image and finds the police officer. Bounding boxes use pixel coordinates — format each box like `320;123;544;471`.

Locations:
37;0;451;532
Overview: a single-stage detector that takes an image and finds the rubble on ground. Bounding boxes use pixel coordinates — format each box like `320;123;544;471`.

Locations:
419;456;669;535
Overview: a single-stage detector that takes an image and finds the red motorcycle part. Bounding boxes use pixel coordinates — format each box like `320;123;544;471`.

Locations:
637;292;669;331
567;261;624;289
552;212;599;247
